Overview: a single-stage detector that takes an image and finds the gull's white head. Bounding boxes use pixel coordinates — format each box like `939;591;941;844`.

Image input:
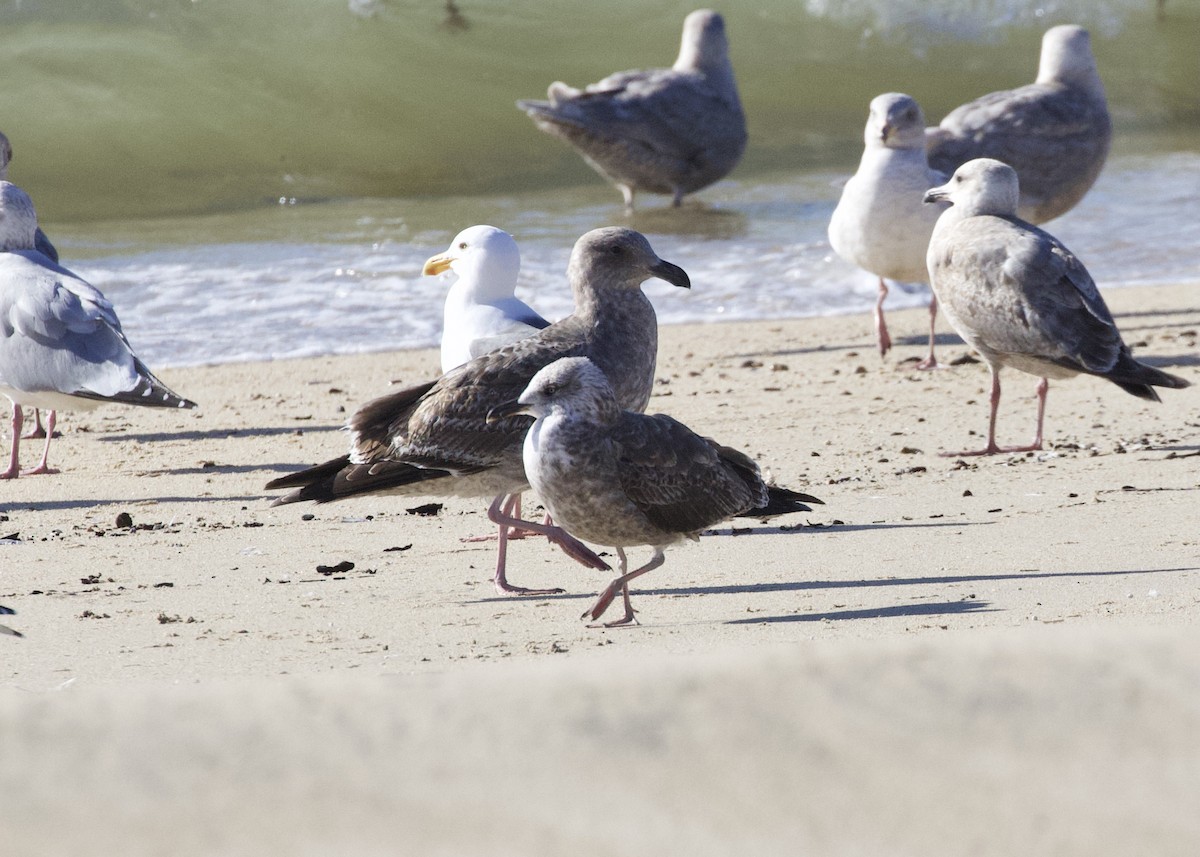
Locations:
674;10;732;74
923;158;1020;218
423;225;521;300
865;92;927;150
0;181;40;251
1037;25;1104;97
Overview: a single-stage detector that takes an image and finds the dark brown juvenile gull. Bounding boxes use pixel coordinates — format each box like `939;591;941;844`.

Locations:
489;357;822;626
266;227;691;595
0;181;196;479
829;93;948;367
925;25;1111;225
516;9;746;210
923;159;1189;457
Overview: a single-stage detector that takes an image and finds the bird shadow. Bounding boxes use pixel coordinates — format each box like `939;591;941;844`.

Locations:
726;599;997;624
94;425;342;443
1;494;267;513
1129;352;1200;369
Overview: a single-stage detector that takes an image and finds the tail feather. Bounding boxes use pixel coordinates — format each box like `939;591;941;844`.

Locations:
1106;351;1191;402
740;485;824;519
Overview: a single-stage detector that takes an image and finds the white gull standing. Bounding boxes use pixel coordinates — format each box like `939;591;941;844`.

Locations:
267;228;691;596
424;225;553;563
516;9;746;210
829;93;948;368
926;24;1111;225
0;181;196;478
923;159;1189;456
489;357;822;626
422;225;550;373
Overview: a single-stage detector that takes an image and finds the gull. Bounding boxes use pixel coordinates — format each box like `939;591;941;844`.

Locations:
424;225;552;552
0;181;196;478
926;25;1111;225
423;225;549;373
829;93;948;368
489;357;823;626
517;9;746;210
267;227;692;595
0;130;59;262
923;159;1189;456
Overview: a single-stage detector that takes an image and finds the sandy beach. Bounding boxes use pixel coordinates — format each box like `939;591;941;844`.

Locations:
3;281;1199;854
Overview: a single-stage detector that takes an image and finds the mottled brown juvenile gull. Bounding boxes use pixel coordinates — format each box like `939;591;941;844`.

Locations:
925;25;1111;225
829;93;948;367
0;182;196;478
923;159;1189;456
423;225;549;373
489;357;822;626
0;131;59;264
516;9;746;210
267;227;691;595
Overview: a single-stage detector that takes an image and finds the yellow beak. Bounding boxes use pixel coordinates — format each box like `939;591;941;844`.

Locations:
422;253;453;276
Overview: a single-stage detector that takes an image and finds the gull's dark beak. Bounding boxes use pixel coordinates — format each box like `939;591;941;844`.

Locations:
923;186;951;206
486;400;530;425
650;259;691;289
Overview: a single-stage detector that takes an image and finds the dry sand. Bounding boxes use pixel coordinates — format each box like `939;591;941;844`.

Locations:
2;282;1198;854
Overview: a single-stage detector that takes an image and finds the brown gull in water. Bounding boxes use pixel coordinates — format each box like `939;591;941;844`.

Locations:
489;357;822;626
923;159;1189;457
516;9;746;210
0;181;196;479
267;227;691;595
925;25;1111;225
829;93;948;368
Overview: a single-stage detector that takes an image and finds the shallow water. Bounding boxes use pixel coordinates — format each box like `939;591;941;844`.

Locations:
1;0;1197;366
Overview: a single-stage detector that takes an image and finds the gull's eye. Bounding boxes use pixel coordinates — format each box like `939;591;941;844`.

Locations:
458;241;468;249
541;383;559;397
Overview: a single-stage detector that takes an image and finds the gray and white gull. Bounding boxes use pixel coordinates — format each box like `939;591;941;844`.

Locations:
517;9;746;210
923;159;1189;456
489;357;822;626
829;93;948;367
0;181;196;478
267;227;691;595
0;131;58;262
423;225;549;373
925;24;1111;225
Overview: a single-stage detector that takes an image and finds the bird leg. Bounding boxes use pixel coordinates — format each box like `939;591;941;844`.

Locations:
22;409;58;476
584;547;665;628
874;278;892;357
941;370;1048;457
488;494;609;572
460;494;550;542
1;403;23;479
916;293;941;370
487;494;566;597
21;407;47;439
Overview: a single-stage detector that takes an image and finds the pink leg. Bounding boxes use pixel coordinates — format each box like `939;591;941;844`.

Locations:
22;409;58;475
583;547;665;627
916;293;941;370
22;407;47;439
489;494;609;573
460;494;548;543
1;404;22;479
486;494;565;596
941;370;1047;457
874;278;892;357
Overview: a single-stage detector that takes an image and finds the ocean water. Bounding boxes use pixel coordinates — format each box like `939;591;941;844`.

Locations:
1;0;1198;367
